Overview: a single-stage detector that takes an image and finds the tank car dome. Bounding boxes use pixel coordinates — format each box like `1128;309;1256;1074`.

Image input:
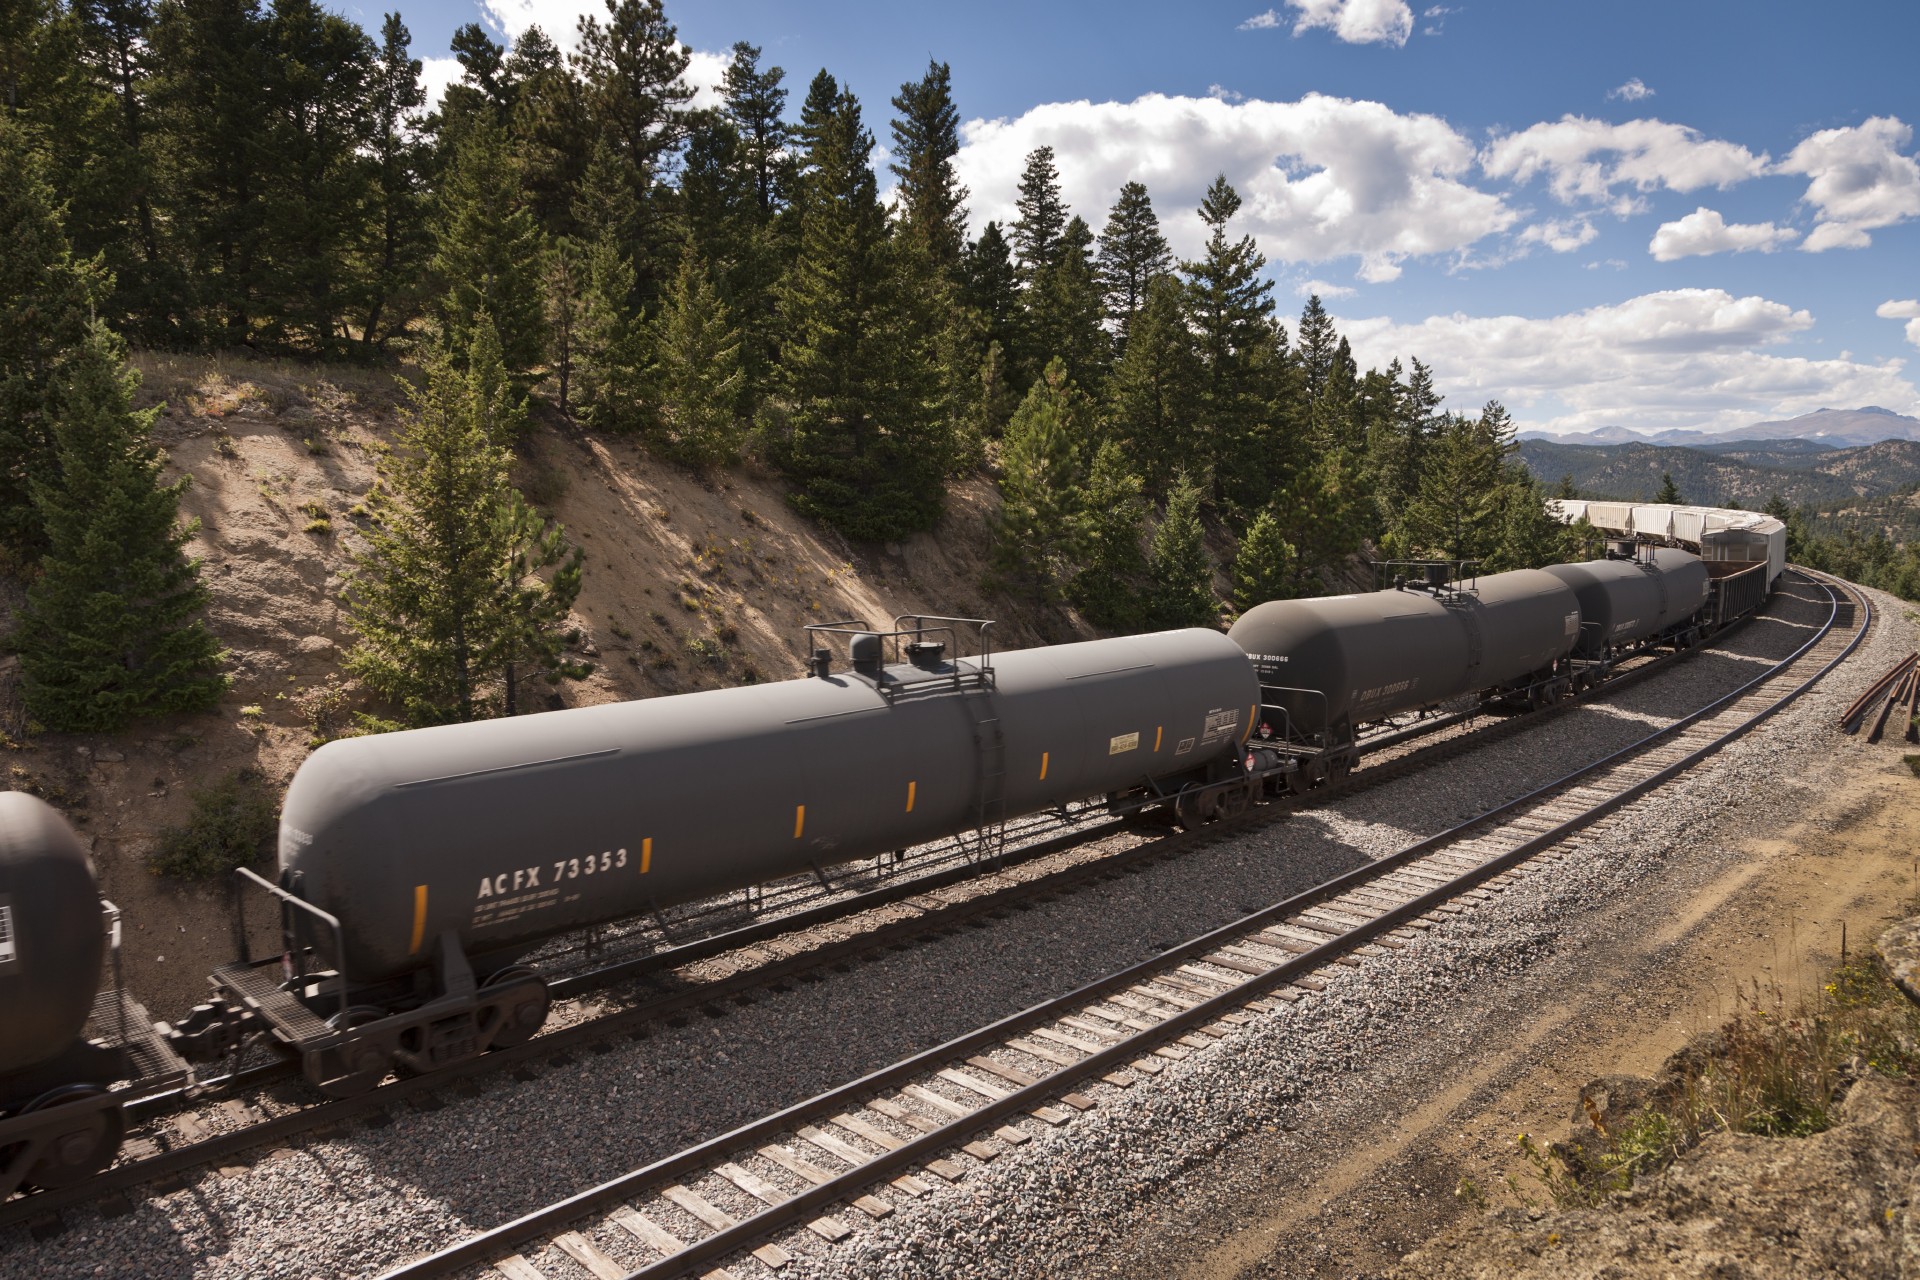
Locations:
0;791;103;1075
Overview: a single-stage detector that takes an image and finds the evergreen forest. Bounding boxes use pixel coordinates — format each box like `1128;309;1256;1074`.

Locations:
1;0;1593;729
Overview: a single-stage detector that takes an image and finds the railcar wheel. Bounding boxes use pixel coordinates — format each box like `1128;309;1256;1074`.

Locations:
1174;787;1216;831
1286;767;1314;797
319;1005;393;1098
481;966;551;1049
1326;758;1351;788
1215;785;1252;821
20;1085;123;1189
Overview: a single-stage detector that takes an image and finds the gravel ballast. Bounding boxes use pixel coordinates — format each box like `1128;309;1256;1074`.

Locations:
0;574;1891;1280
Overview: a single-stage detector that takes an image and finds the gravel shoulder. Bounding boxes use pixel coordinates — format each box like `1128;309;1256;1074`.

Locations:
0;575;1894;1280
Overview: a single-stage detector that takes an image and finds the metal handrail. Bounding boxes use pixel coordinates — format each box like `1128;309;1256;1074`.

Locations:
231;866;351;1026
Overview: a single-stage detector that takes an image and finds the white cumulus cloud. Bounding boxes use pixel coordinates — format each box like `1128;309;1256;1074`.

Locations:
682;47;728;111
420;55;462;110
1777;116;1920;252
1482;116;1769;207
955;92;1516;280
1298;278;1358;298
1648;207;1797;261
1336;288;1919;435
1881;300;1920;350
1607;78;1654;102
1242;0;1414;45
1516;217;1598;253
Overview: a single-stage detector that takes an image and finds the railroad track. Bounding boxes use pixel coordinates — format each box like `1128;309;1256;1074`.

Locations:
0;575;1821;1235
382;570;1865;1280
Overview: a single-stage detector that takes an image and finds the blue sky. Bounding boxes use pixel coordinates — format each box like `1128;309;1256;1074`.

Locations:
368;0;1920;436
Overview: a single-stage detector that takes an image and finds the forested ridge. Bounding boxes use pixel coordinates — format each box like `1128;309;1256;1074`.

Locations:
2;0;1582;733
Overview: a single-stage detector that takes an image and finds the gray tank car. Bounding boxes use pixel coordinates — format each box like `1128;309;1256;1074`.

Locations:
0;793;186;1199
280;626;1257;984
1228;568;1581;743
166;626;1260;1095
0;792;103;1079
1540;547;1711;658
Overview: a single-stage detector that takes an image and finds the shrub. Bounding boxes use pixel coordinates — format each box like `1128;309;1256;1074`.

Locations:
151;770;278;879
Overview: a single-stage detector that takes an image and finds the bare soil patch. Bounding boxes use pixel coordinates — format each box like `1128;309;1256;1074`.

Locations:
1150;733;1920;1279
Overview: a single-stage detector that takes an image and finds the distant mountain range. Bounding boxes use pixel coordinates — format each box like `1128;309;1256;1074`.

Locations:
1520;406;1920;449
1518;435;1920;511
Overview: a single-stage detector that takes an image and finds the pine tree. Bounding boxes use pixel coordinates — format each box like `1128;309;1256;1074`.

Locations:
359;12;429;351
715;43;788;410
1181;175;1277;511
1095;180;1172;349
543;234;585;414
570;0;691;308
776;77;947;541
0;119;107;560
1106;274;1202;497
654;243;745;466
16;324;227;731
1010;145;1065;275
888;59;967;277
1069;439;1148;630
992;357;1089;599
253;0;376;353
67;0;173;341
1233;507;1297;610
1655;471;1682;504
721;42;789;219
571;140;649;432
1024;215;1110;392
960;221;1020;410
147;0;275;345
1147;471;1216;629
506;25;592;238
1296;293;1338;401
431;120;547;385
344;321;586;725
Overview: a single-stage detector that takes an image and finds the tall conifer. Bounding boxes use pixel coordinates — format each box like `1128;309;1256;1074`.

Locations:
344;321;585;725
431;121;546;385
1096;180;1172;349
992;357;1088;599
0;120;106;559
654;244;745;466
1147;471;1216;629
17;324;227;731
888;59;967;277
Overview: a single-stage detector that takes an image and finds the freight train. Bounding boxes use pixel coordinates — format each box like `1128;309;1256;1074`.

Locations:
0;535;1779;1197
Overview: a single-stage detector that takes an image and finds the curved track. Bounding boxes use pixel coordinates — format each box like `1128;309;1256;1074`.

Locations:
0;574;1823;1234
382;570;1865;1280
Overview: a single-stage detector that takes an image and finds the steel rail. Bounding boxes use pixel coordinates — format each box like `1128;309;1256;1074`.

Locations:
381;571;1861;1280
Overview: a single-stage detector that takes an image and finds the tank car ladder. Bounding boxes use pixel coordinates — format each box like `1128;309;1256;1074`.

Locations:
963;690;1008;867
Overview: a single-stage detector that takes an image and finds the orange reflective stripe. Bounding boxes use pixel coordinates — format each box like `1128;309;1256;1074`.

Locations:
640;837;652;874
408;884;428;956
794;805;806;838
1154;725;1163;752
1039;751;1049;781
906;780;917;812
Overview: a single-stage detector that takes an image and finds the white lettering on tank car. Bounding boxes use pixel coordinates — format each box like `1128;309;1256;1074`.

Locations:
1199;708;1241;746
0;900;15;966
1563;611;1579;637
1174;736;1197;756
1108;731;1140;755
284;826;314;846
1611;618;1640;635
1356;678;1417;705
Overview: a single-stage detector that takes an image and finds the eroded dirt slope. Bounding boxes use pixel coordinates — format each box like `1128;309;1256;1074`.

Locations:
0;353;1076;1016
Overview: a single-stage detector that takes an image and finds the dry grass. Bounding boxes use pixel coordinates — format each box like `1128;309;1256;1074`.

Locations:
129;349;417;421
1511;943;1920;1208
